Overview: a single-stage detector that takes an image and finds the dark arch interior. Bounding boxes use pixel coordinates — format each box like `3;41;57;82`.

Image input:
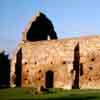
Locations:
45;71;54;88
27;13;57;41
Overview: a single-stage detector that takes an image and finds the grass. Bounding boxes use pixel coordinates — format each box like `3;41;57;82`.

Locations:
0;88;100;100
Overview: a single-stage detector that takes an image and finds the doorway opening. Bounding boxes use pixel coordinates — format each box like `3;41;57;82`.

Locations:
45;71;54;88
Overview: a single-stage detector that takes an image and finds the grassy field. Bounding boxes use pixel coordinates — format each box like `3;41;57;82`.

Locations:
0;88;100;100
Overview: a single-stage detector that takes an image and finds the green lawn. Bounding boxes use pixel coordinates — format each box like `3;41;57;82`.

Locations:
0;88;100;100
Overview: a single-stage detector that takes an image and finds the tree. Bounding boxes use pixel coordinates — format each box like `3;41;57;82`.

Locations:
0;51;10;88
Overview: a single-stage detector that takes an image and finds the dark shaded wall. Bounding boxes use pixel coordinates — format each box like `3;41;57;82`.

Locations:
73;43;80;89
15;48;22;87
0;51;10;88
27;13;58;41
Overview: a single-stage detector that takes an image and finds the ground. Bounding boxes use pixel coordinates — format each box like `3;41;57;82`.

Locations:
0;88;100;100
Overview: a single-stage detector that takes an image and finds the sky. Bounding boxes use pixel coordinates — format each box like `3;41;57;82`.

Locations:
0;0;100;54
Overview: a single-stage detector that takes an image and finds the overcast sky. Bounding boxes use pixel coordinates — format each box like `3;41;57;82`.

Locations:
0;0;100;54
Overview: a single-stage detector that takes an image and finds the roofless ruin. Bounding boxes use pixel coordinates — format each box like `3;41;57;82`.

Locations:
10;12;100;90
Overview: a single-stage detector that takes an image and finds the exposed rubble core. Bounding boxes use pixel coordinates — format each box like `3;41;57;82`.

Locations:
10;12;100;90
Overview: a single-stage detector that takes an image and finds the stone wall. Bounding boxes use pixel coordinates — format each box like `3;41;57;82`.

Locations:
22;64;74;89
10;12;58;88
79;36;100;89
21;39;77;89
10;35;100;89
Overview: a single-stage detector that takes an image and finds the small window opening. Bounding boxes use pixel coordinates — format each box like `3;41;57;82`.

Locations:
26;70;29;72
34;61;37;65
24;62;27;65
62;61;66;64
91;58;95;62
89;78;91;81
38;70;42;73
89;67;93;70
51;62;53;64
24;78;27;80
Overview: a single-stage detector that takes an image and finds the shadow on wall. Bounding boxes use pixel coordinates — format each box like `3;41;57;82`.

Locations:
27;12;58;41
0;51;10;88
73;43;80;89
15;48;22;87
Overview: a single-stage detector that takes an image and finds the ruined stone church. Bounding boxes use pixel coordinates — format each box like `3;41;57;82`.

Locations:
10;12;100;90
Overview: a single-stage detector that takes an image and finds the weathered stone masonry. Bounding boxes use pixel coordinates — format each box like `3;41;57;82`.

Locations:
10;12;100;90
79;36;100;89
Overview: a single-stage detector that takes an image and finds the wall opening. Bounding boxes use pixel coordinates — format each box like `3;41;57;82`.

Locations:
38;70;42;73
73;43;80;89
89;66;93;70
80;63;83;76
34;61;37;65
62;61;66;64
91;58;95;62
15;48;22;87
26;12;57;41
45;71;54;88
26;70;29;72
89;78;91;81
51;62;53;64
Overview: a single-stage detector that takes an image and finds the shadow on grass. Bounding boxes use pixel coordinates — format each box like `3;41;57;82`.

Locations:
10;96;98;100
